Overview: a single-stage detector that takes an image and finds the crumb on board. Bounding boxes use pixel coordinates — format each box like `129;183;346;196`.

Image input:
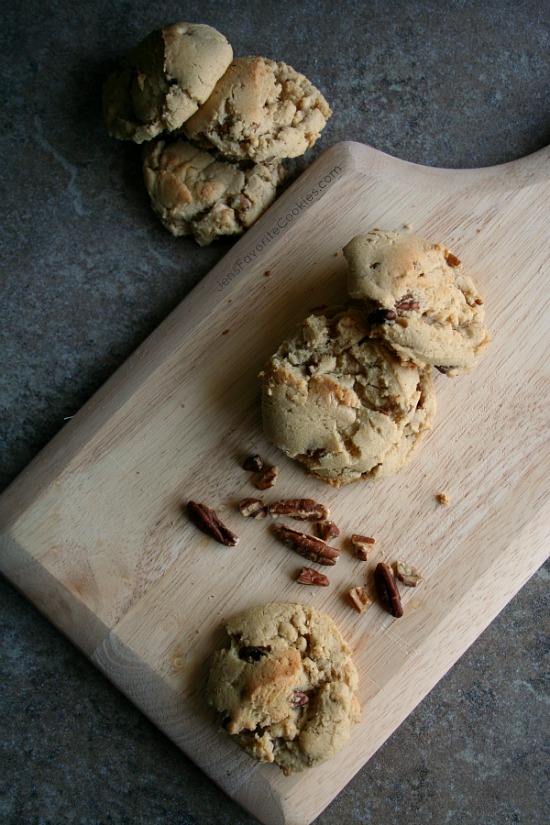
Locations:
436;492;450;505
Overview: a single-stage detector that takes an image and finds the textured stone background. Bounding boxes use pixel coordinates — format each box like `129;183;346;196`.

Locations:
1;1;548;823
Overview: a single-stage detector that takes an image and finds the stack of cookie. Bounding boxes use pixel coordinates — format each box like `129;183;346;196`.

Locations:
103;22;332;245
261;229;490;485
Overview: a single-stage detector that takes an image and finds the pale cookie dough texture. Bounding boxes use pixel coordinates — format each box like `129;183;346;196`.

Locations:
344;230;490;376
143;140;284;245
183;56;332;161
103;22;233;143
261;307;436;486
206;602;361;774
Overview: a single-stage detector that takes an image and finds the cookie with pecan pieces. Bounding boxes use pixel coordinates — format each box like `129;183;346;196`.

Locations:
103;22;233;143
260;306;436;486
206;602;360;774
143;139;283;245
344;229;490;376
183;56;332;162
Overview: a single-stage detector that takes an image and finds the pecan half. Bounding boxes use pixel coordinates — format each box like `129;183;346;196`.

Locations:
395;293;420;313
374;562;403;617
273;524;340;566
242;454;264;472
296;566;330;586
238;497;268;518
187;501;239;546
315;520;340;541
256;465;279;490
351;533;376;560
269;498;329;521
290;690;309;707
394;560;423;587
349;586;373;613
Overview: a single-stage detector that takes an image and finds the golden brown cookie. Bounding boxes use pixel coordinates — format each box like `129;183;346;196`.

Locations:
344;230;490;376
143;140;284;245
103;22;233;143
260;307;436;486
206;602;361;774
183;56;332;161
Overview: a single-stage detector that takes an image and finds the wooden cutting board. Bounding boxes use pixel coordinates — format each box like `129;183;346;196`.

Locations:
1;141;549;825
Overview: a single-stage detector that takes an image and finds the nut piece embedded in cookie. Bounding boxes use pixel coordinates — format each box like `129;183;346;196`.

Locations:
103;22;233;143
143;140;284;245
260;306;436;486
183;56;332;162
205;602;361;774
343;229;490;376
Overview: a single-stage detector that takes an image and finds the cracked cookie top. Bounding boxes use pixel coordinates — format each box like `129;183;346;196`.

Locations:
103;22;233;143
183;56;332;161
206;602;361;774
143;139;284;245
344;230;490;376
260;306;436;486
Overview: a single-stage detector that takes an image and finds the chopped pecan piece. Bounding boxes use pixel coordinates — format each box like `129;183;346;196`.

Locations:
187;501;239;546
273;524;340;566
445;252;461;267
256;465;279;490
351;533;376;560
348;586;373;613
242;454;264;472
296;566;330;586
395;560;423;587
395;293;420;313
290;690;309;707
374;562;403;617
269;498;329;521
436;492;450;505
315;520;340;541
238;498;268;518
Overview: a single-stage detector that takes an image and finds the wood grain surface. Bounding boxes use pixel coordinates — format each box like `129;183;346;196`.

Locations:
1;142;549;825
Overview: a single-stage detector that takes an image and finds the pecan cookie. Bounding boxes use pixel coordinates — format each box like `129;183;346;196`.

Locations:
183;56;332;162
103;22;233;143
143;140;284;245
260;307;436;486
206;602;361;774
344;230;490;376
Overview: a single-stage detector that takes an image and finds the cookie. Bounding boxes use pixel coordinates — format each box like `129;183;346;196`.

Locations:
183;56;332;162
206;602;361;774
344;230;490;376
103;22;233;143
260;307;436;486
143;140;284;245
